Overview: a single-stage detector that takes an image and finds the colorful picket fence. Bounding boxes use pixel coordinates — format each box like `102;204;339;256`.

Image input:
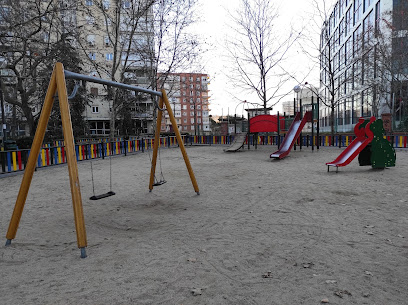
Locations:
184;134;408;149
1;136;178;174
2;134;408;174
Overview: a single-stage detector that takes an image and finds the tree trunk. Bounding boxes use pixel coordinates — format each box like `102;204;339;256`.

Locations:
22;106;36;137
331;105;335;146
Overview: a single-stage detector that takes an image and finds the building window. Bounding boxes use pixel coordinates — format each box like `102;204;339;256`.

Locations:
375;1;381;34
183;118;187;123
90;87;98;96
353;93;362;120
346;7;352;35
362;89;372;117
104;18;112;26
338;18;344;45
182;105;187;110
345;98;352;125
363;0;373;12
353;25;362;56
86;15;95;24
106;53;113;60
42;32;49;42
103;0;110;9
92;106;99;113
87;34;95;46
104;36;110;46
337;103;344;126
363;10;374;49
191;118;195;123
190;111;194;116
0;7;10;25
85;0;93;5
89;52;96;61
354;0;362;25
123;1;131;8
90;121;110;135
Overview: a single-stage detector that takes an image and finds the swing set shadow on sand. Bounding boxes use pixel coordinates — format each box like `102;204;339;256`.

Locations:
4;63;200;258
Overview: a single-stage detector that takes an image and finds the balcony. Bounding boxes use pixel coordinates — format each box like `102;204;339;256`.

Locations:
132;113;153;119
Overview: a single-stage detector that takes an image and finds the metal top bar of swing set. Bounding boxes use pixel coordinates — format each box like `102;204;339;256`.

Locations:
64;70;162;97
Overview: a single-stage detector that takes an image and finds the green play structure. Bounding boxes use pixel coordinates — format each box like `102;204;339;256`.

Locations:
358;118;396;168
327;116;396;171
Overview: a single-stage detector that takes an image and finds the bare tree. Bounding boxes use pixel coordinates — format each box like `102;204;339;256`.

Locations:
151;0;200;89
77;0;156;139
225;0;301;114
78;0;200;139
0;0;77;136
300;0;362;143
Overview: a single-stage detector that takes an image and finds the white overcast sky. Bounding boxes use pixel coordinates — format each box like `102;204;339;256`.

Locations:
193;0;331;117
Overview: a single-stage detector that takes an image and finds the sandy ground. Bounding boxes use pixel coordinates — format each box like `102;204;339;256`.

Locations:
1;144;407;305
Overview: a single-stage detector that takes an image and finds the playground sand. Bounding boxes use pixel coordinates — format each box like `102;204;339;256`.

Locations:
1;145;407;304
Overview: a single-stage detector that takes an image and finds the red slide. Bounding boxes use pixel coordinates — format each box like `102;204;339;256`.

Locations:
326;117;375;172
270;111;311;159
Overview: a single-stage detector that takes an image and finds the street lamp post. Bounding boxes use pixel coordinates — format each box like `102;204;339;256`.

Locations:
293;85;301;151
293;85;301;115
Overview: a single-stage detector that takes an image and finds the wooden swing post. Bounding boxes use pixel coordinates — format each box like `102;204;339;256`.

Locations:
149;90;200;194
5;63;88;258
162;90;199;194
149;96;164;191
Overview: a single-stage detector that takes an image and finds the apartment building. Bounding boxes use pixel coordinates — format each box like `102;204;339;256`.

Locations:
319;0;408;132
79;0;155;136
0;0;156;138
160;73;211;135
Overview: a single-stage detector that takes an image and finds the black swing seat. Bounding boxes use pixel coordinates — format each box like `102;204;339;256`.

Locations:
90;191;116;200
153;180;166;186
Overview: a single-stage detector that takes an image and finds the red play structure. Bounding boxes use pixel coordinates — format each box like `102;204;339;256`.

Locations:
249;115;285;133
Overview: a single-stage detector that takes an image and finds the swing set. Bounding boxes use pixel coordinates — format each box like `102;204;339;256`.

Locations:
5;63;200;258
